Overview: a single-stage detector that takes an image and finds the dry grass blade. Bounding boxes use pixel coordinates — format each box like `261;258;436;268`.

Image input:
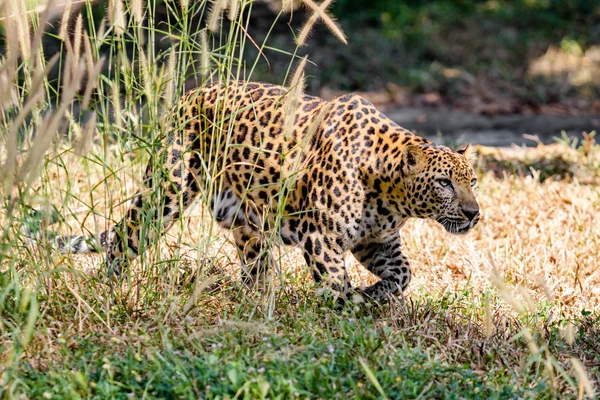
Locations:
358;357;389;400
183;275;219;315
0;54;59;191
282;0;303;13
64;279;114;333
17;54;85;186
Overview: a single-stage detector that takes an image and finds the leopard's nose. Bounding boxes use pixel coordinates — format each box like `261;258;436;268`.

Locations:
462;207;480;221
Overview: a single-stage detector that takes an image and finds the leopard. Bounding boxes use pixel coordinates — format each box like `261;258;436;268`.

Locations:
25;80;480;304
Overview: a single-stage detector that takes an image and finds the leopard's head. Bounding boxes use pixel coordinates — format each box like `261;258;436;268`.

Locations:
401;143;480;234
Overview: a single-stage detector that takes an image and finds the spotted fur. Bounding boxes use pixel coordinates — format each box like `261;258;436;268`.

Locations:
26;81;481;303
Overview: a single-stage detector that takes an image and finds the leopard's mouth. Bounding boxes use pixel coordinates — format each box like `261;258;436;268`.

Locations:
436;216;476;235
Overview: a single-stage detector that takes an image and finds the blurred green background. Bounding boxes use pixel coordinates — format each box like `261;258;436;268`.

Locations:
2;0;599;116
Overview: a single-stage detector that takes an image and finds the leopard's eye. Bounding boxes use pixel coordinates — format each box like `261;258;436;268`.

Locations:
470;178;477;187
438;178;452;188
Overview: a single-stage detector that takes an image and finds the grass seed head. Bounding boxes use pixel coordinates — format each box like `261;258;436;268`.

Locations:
108;0;126;36
227;0;239;21
72;13;83;77
58;0;73;42
297;0;346;46
6;0;31;59
200;29;210;75
207;0;228;32
570;358;595;399
282;56;307;141
131;0;144;24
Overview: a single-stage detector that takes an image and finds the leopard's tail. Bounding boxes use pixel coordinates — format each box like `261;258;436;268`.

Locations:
21;208;111;254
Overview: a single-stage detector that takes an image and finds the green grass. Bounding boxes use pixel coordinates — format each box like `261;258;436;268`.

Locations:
11;287;591;399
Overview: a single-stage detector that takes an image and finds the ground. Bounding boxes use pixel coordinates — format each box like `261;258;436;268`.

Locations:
1;139;599;399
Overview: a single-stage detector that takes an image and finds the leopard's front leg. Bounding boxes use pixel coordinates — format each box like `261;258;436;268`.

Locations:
352;232;412;301
301;233;351;303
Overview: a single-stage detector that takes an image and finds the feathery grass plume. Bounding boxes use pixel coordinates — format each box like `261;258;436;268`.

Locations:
75;112;97;156
17;55;86;187
199;29;209;75
0;51;58;182
1;8;18;60
282;0;302;13
108;0;126;36
279;88;332;206
0;61;50;191
0;69;11;122
562;322;575;345
7;0;31;60
82;31;99;109
0;55;18;121
81;55;105;110
163;47;177;107
183;275;219;315
297;0;346;46
282;56;307;141
58;0;72;42
227;0;239;21
66;110;82;141
207;0;228;32
490;271;526;314
570;358;595;398
138;50;152;105
301;99;331;153
131;0;144;25
296;10;319;47
483;297;494;337
71;13;83;77
111;80;122;132
30;0;56;68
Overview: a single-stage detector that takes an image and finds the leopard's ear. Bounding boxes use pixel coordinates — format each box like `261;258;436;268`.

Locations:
402;145;426;175
457;143;476;162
